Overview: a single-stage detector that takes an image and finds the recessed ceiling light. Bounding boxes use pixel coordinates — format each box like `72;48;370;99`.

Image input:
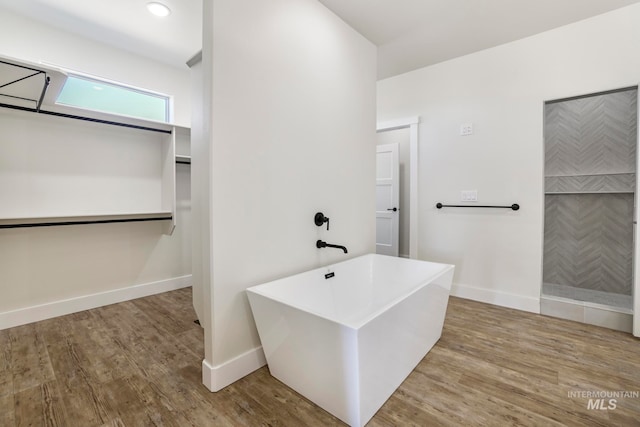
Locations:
147;2;171;17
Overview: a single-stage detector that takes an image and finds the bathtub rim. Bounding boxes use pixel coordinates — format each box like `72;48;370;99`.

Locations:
246;253;455;330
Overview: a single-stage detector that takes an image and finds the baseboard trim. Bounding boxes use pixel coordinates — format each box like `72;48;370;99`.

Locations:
451;282;540;314
0;275;192;330
202;346;266;392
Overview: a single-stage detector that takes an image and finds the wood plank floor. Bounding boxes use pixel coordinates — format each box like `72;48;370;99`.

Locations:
1;288;639;426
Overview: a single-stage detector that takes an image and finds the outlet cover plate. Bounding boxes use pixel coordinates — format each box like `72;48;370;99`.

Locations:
460;123;473;136
461;190;478;202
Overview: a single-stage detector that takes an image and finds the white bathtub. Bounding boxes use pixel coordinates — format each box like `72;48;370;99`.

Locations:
246;254;455;427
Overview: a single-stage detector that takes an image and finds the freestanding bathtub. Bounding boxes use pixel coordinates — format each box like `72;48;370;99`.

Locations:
246;254;455;426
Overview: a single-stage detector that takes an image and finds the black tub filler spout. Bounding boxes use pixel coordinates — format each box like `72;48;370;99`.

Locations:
316;240;348;254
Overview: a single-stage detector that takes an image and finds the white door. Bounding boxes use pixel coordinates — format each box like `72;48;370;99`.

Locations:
376;143;399;256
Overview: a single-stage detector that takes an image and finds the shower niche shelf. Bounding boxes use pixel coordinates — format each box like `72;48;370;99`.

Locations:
545;191;634;195
544;172;635;194
546;172;636;177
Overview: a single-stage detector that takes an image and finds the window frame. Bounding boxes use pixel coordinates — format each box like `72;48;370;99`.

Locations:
53;69;173;124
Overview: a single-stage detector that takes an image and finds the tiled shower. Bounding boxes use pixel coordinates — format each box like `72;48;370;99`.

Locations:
542;88;637;329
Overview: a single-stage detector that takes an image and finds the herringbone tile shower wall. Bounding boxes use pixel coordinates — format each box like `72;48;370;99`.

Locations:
544;194;634;295
545;90;637;176
543;90;637;296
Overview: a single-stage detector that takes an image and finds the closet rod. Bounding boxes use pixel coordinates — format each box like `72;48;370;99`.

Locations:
0;102;172;134
0;216;173;230
436;203;520;211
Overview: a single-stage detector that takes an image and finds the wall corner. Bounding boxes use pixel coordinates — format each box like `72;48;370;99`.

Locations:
201;347;267;392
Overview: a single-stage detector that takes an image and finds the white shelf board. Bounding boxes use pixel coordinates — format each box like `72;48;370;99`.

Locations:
176;154;191;164
0;211;173;227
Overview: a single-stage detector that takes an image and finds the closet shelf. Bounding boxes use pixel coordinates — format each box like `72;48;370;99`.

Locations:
0;55;187;134
545;173;635;194
0;212;173;229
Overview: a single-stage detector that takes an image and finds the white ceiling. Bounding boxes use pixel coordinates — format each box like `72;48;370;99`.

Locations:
0;0;202;70
318;0;640;79
0;0;638;77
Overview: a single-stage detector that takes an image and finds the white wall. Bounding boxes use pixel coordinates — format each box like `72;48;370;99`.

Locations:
0;8;191;127
377;4;640;313
199;0;376;390
189;58;206;323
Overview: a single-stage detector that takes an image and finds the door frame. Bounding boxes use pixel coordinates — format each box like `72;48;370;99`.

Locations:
635;86;640;337
376;116;420;259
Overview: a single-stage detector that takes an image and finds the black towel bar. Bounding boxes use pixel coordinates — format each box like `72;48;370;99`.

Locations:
436;203;520;211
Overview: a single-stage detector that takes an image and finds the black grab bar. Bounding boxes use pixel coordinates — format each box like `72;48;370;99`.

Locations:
436;203;520;211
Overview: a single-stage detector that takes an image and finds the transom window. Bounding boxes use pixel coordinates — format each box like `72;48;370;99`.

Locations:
56;74;170;123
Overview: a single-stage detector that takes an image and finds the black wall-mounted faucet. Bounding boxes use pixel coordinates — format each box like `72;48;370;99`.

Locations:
316;240;348;254
314;212;330;230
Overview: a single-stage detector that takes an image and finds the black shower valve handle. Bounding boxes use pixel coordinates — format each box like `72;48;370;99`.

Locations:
314;212;330;230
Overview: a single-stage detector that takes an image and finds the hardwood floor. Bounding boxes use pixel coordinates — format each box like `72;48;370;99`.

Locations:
1;288;639;426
